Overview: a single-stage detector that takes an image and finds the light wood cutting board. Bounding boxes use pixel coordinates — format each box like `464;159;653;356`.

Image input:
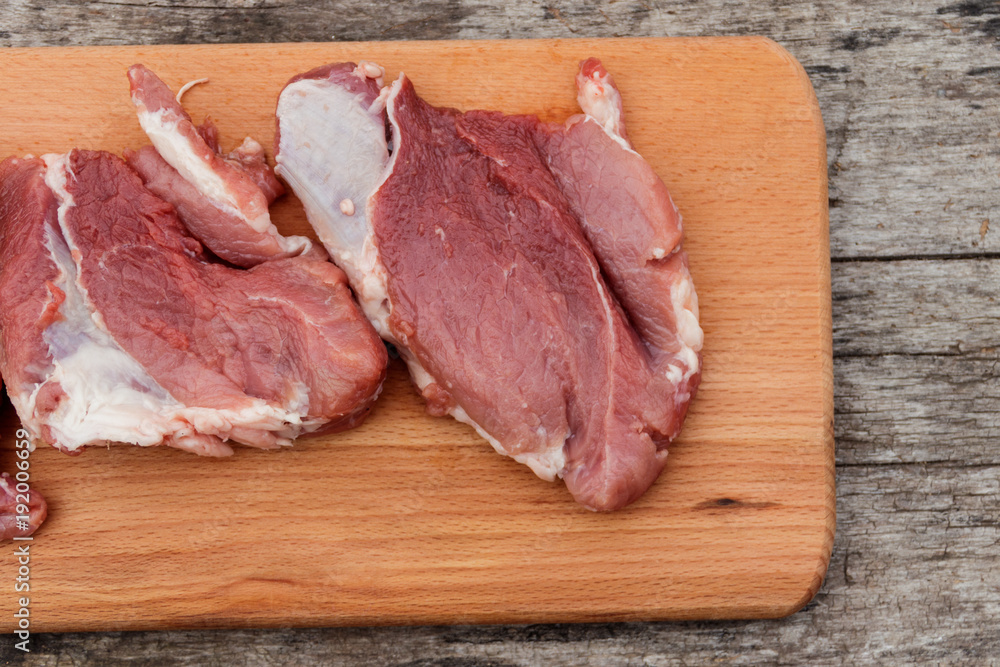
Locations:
0;37;833;631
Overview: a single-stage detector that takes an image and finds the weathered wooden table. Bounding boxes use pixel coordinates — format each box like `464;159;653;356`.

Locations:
1;1;997;664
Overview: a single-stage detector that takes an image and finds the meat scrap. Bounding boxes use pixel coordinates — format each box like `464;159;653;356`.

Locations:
275;59;702;510
0;66;388;458
0;472;46;541
126;64;313;268
0;381;47;541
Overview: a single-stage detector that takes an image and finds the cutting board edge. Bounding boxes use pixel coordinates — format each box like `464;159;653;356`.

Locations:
756;33;835;620
810;25;837;619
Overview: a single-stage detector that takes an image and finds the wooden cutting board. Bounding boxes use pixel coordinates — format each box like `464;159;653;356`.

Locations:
0;37;833;631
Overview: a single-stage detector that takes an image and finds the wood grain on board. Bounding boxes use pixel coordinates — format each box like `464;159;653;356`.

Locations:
0;37;832;632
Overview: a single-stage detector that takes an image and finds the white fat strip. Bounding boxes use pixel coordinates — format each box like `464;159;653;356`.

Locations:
135;108;270;234
671;269;703;353
666;269;703;387
576;114;637;157
356;61;385;86
576;73;633;152
28;154;314;452
233;135;262;156
275;76;394;330
276;231;312;256
175;77;209;104
355;237;394;339
281;380;311;416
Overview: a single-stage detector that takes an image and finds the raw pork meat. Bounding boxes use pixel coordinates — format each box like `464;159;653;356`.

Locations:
0;149;387;456
274;59;702;510
126;64;312;268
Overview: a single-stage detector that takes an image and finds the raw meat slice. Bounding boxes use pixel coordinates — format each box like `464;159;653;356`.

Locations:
0;151;387;456
544;59;702;368
127;64;311;267
275;60;702;510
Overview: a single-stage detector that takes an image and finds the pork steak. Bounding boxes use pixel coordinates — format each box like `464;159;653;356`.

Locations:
275;59;702;510
0;150;387;456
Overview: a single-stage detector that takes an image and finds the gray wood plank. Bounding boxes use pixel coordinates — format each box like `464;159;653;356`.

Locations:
836;352;1000;465
833;259;1000;466
834;258;1000;356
